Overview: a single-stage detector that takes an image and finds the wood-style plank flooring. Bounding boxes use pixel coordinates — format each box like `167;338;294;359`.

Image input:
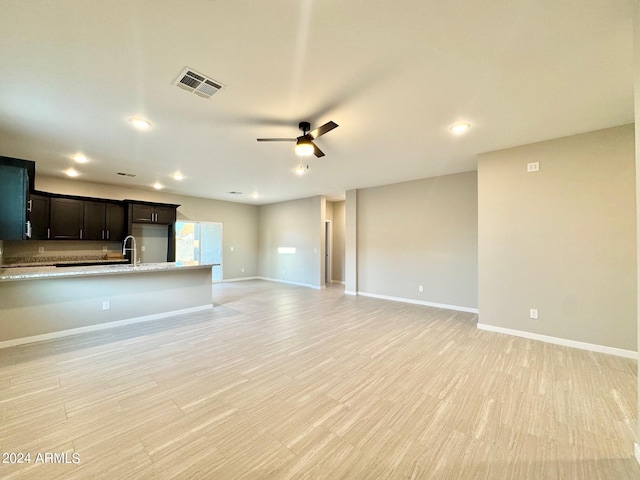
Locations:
0;280;638;479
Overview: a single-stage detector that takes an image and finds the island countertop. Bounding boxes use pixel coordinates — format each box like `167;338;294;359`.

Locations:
0;261;216;282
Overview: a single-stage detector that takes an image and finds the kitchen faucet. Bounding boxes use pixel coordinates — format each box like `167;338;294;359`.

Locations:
122;235;137;266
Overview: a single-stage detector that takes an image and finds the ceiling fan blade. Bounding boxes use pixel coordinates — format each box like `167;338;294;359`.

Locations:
308;121;338;140
256;138;296;142
312;141;325;158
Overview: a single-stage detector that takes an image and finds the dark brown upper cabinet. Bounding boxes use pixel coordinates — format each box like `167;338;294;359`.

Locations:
128;202;177;225
49;197;84;239
83;201;125;241
28;193;50;240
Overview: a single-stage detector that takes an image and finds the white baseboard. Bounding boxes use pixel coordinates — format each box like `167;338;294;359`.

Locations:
477;323;637;359
223;276;259;283
344;290;357;296
356;291;478;314
331;280;345;285
257;276;323;289
635;443;640;466
0;305;214;350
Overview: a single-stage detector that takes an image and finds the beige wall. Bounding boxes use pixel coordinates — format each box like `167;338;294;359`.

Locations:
478;125;636;351
331;201;345;283
345;190;358;293
34;176;259;279
257;196;324;287
356;171;478;309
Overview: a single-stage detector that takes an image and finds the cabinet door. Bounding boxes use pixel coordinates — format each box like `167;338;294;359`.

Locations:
83;201;106;240
29;194;50;240
131;204;154;223
154;206;176;224
50;197;84;239
106;203;124;241
0;164;28;240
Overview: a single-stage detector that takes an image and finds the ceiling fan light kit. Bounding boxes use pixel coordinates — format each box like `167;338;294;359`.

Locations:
258;120;339;158
295;137;314;156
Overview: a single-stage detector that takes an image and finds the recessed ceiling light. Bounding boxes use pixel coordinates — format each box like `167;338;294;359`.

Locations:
450;122;471;135
153;182;163;190
72;153;88;163
64;168;79;177
128;117;152;130
171;172;185;181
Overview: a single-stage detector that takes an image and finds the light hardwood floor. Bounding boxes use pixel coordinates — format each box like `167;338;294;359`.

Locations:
0;280;638;479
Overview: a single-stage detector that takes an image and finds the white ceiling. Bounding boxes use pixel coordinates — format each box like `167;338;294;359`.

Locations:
0;0;635;205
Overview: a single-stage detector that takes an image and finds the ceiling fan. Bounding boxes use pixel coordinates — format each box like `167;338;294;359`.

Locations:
257;121;338;158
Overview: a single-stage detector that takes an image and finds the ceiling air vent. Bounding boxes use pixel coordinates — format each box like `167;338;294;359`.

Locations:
174;68;224;99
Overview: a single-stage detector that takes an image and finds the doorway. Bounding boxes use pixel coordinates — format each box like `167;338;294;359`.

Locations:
175;221;223;283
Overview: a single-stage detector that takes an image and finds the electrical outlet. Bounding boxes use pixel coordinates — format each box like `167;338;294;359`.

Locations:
230;246;234;252
418;285;424;292
527;162;540;172
38;246;45;253
102;300;111;311
102;246;108;252
529;308;538;319
241;268;245;273
141;246;146;251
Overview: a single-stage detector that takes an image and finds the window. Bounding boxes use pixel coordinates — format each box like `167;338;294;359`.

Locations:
175;221;223;282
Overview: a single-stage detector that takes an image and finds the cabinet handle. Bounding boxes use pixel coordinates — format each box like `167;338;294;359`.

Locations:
80;229;83;239
107;230;110;240
25;221;32;239
47;228;50;239
101;230;105;240
27;199;32;213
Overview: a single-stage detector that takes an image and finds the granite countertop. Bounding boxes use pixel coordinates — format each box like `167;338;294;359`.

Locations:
0;262;216;282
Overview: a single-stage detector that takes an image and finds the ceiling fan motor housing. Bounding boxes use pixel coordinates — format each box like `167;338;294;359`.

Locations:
298;121;311;134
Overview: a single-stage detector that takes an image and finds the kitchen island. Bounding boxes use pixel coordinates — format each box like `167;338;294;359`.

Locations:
0;262;215;347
